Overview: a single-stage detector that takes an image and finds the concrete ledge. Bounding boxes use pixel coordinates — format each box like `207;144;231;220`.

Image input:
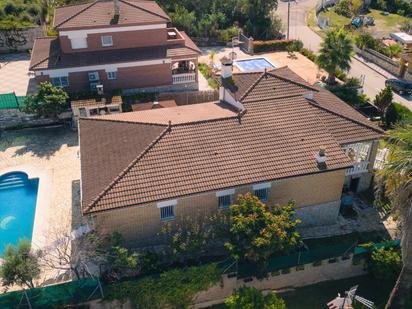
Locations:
296;200;340;227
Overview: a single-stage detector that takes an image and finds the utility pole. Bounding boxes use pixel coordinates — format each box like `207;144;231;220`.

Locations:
287;0;291;40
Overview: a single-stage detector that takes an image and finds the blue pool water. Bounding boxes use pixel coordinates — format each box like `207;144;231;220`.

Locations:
234;58;276;72
0;172;38;255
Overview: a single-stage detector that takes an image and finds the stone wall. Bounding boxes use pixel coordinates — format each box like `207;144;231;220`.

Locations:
0;26;44;53
296;200;340;227
355;47;401;77
0;109;56;129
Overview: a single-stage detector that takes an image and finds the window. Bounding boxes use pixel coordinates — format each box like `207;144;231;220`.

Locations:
157;200;177;221
216;189;235;210
254;188;268;202
88;72;99;81
218;195;232;209
252;182;271;203
51;76;69;88
160;205;175;221
107;71;117;80
101;35;113;47
90;82;99;91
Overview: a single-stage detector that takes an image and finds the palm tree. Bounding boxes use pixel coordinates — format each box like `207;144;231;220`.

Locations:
377;125;412;308
316;28;353;85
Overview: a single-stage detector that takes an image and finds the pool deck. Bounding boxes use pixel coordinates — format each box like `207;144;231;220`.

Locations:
199;48;325;85
0;126;83;290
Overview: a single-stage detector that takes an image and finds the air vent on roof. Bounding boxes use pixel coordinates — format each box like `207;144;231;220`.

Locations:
304;92;314;101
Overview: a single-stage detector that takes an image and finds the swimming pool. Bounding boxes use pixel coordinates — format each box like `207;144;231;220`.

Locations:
0;172;39;255
234;58;276;72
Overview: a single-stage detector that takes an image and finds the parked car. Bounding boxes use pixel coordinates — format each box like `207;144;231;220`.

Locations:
363;16;375;26
351;17;363;28
385;79;412;95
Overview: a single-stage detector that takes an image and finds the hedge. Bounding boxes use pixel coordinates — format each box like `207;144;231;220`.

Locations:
253;39;295;53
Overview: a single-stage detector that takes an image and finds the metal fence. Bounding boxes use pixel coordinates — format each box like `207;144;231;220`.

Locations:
158;90;219;106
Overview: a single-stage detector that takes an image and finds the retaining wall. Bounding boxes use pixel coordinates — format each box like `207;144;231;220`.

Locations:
0;26;44;53
195;254;366;308
355;47;401;77
0;109;56;129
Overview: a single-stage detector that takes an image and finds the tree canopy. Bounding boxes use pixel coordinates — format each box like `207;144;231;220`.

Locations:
20;82;69;118
0;239;41;289
317;28;353;85
225;193;301;265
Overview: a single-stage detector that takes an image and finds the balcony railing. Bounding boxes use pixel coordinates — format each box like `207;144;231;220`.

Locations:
346;161;369;176
172;73;196;85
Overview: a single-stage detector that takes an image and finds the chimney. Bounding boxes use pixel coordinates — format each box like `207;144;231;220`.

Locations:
221;57;233;79
152;101;159;109
114;0;120;18
316;147;327;164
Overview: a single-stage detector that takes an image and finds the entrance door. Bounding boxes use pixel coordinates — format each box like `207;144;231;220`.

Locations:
349;177;360;193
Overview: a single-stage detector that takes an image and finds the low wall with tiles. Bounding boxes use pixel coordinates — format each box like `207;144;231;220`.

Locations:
194;254;367;308
0;109;56;129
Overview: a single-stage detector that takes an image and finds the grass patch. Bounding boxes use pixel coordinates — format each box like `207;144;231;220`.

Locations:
306;8;326;39
319;10;351;29
368;9;409;31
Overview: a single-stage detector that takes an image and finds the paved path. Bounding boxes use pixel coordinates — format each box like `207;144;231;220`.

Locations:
276;0;412;110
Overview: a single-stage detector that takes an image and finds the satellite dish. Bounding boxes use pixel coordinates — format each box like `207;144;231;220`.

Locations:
229;51;237;61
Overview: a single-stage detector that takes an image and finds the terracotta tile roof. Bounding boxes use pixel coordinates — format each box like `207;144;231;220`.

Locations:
80;67;382;214
54;0;170;30
92;101;239;125
30;37;200;71
131;100;177;111
80;119;167;207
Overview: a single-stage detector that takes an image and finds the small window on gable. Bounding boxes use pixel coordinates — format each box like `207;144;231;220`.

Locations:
107;71;117;80
158;200;177;221
51;76;69;88
253;183;271;203
101;35;113;47
218;195;232;209
216;189;235;210
160;205;175;221
254;188;268;202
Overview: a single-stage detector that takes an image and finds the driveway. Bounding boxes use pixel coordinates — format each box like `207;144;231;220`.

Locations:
276;0;412;111
0;53;37;96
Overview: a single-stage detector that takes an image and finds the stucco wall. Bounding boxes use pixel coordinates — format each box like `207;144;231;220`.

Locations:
92;169;346;244
59;28;167;53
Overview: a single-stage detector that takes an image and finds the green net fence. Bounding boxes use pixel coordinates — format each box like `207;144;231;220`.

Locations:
0;278;101;309
0;93;20;109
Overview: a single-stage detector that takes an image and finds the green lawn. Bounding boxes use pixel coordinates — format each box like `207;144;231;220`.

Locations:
207;275;395;309
318;8;410;36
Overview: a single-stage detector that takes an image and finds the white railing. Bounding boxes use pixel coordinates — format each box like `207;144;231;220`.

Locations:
172;73;196;84
346;161;370;176
374;148;389;170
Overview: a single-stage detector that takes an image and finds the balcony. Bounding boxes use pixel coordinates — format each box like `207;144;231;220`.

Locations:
346;161;369;176
172;72;196;84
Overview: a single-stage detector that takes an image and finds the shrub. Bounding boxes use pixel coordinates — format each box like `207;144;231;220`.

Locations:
105;264;222;309
368;247;401;281
253;40;295;53
385;102;412;128
225;287;287;309
300;48;317;62
218;26;240;42
335;0;353;18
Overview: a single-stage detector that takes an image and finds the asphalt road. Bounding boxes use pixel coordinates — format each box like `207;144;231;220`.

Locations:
276;0;412;110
